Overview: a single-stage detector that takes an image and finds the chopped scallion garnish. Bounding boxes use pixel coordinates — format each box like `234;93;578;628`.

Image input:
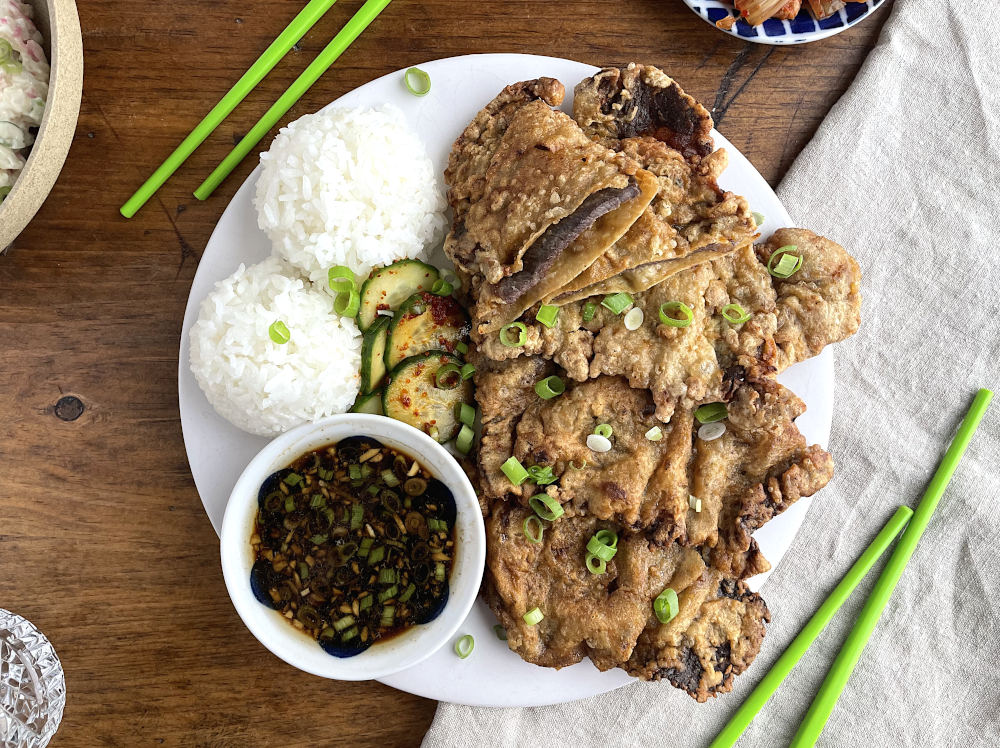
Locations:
534;375;565;400
456;341;469;355
404;67;431;96
721;303;751;325
454;634;475;659
456;402;476;427
460;362;476;380
585;553;607;575
434;561;446;582
378;585;398;603
582;301;597;322
695;403;728;424
328;265;355;294
268;320;290;344
528;494;564;522
350;503;364;530
523;515;544;544
334;289;361;317
367;545;385;565
334;615;355;632
435;363;462;390
399;583;416;603
767;245;803;278
752;211;765;227
380;606;396;628
594;423;613;439
658;301;693;328
499;322;528;347
689;494;702;512
523;607;544;626
645;426;663;441
586;532;618;562
501;456;529;486
349;464;362;480
654;588;679;624
535;304;560;328
455;424;475;454
493;624;508;641
378;568;397;585
381;469;400;487
568;460;587;470
431;278;454;296
527;465;556;486
601;292;633;315
310;534;328;545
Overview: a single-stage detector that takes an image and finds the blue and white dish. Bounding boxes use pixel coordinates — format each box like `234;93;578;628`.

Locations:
682;0;886;45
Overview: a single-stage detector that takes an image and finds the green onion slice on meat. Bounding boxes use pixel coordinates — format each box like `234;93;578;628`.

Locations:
658;301;693;328
720;303;752;324
601;292;633;315
523;607;544;626
529;494;564;522
523;515;544;544
694;402;728;424
767;245;803;278
501;456;529;486
654;588;679;624
534;375;565;399
499;322;527;347
535;304;560;328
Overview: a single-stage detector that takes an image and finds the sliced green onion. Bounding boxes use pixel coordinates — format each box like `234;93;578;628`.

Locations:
456;402;476;427
334;289;361;317
493;624;508;641
623;307;644;331
310;493;326;509
534;375;565;399
527;465;556;486
435;561;446;582
582;302;598;322
431;278;454;296
529;494;564;522
645;426;663;441
381;606;396;628
689;494;702;512
367;546;385;565
349;464;362;480
283;472;301;486
404;66;431;96
499;322;528;347
359;537;373;557
721;303;752;324
601;292;633;315
455;424;475;454
501;456;529;486
310;534;328;545
695;402;728;424
594;423;613;438
427;518;445;533
752;211;765;227
456;341;469;356
585;553;607;575
523;515;544;544
460;362;476;380
535;304;560;328
328;265;355;293
378;568;397;585
268;320;290;344
341;626;358;641
378;585;398;603
350;503;364;530
654;588;679;624
367;484;380;496
568;460;587;470
586;534;618;562
399;583;416;603
594;529;618;548
698;422;727;441
523;607;544;626
767;245;803;278
658;301;693;328
334;615;355;632
360;594;374;611
435;363;462;390
454;634;475;659
381;469;400;487
284;496;295;513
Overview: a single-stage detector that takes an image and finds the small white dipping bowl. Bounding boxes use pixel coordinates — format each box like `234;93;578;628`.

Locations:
220;413;486;681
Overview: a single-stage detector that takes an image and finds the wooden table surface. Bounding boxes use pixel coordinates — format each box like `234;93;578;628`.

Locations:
0;1;887;745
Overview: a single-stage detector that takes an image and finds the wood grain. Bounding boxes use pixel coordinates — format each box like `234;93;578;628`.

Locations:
0;1;887;745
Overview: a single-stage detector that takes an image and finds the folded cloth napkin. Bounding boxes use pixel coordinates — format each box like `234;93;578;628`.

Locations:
423;1;1000;744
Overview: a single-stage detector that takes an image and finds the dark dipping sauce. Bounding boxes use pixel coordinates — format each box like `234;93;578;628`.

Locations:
249;436;456;658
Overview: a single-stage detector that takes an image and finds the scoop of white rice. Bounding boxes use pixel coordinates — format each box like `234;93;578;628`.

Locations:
254;105;447;284
189;256;362;436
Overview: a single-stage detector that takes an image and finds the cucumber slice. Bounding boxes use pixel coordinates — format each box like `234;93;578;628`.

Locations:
351;390;384;415
385;292;470;371
360;316;390;394
383;351;473;442
358;259;440;331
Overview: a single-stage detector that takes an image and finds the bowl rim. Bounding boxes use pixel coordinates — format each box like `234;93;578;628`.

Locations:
0;0;84;250
219;413;486;681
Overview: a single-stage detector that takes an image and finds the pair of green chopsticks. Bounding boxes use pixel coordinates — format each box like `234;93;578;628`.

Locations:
120;0;393;219
711;388;992;748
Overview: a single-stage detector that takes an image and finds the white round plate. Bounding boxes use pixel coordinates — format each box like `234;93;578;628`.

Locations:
178;53;833;707
682;0;887;45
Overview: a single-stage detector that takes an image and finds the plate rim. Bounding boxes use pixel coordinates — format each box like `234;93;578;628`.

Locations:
178;52;833;707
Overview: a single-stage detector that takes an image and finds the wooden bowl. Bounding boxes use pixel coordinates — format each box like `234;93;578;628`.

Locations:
0;0;83;251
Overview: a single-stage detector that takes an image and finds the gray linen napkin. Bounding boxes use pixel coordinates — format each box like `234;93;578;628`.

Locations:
423;1;1000;744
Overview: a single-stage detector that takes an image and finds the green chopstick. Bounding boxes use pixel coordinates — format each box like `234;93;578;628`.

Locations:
120;0;340;219
194;0;394;201
790;387;993;748
708;505;914;748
